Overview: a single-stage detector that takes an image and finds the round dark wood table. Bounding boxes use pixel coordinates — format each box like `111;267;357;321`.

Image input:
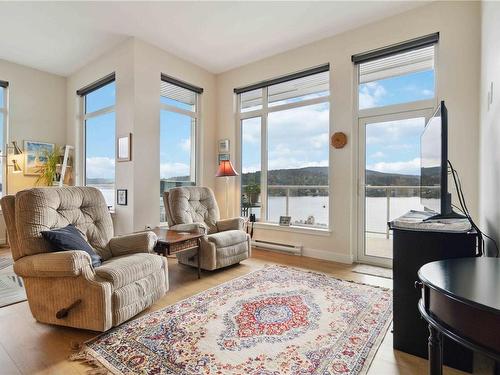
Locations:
417;257;500;375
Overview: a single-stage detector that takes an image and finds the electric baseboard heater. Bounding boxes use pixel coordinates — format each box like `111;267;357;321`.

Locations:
252;239;302;255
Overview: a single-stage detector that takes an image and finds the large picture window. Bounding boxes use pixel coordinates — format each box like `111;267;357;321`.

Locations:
237;66;330;229
79;74;116;209
160;75;202;222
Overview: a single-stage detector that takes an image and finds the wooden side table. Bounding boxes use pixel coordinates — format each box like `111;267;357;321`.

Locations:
153;227;204;279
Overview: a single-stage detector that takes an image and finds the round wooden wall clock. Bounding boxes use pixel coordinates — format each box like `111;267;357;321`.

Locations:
331;132;347;149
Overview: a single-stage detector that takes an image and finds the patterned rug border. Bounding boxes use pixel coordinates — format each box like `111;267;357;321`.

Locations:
71;264;393;375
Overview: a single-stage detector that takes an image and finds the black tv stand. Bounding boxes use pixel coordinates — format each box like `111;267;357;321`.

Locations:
391;212;480;373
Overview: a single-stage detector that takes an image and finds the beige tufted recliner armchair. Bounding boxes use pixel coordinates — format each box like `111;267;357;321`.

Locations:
163;186;251;271
0;187;168;332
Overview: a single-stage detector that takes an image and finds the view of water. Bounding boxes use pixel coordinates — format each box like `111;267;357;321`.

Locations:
95;186;422;235
245;196;422;231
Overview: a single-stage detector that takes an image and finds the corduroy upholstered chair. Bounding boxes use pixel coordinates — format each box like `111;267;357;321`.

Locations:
0;186;168;332
163;186;251;270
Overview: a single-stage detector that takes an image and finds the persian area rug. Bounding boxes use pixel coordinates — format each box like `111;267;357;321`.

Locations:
73;266;392;375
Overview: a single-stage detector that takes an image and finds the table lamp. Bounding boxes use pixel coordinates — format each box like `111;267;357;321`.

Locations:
215;160;238;218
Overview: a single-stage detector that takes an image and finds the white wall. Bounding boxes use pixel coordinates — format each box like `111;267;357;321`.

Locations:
0;59;67;242
67;38;217;235
479;1;500;256
216;1;481;262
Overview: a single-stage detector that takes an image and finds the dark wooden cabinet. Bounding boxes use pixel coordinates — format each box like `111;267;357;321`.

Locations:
391;225;479;373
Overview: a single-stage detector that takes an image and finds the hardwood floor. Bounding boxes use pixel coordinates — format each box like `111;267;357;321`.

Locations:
0;247;469;375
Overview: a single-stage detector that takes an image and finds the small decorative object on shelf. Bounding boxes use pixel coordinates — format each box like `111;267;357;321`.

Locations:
331;132;347;149
279;216;292;226
117;189;128;205
117;133;132;162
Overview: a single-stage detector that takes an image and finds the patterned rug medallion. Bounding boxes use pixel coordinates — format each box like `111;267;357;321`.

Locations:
75;266;392;374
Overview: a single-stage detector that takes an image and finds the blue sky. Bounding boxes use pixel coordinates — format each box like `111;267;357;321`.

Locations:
242;69;434;177
85;82;196;181
361;70;434;176
85;82;116;180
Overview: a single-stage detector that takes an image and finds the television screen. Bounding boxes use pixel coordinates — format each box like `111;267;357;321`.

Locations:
421;103;446;214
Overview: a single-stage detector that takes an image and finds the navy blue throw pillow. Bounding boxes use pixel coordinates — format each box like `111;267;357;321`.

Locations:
41;224;102;267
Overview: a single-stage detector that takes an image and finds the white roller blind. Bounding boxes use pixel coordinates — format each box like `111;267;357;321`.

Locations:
268;71;329;105
359;45;434;84
161;81;196;109
240;89;262;111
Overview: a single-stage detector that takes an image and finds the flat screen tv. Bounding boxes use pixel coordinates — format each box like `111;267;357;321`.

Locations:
420;101;463;220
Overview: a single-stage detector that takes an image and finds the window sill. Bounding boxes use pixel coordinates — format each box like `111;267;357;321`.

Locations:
253;222;331;236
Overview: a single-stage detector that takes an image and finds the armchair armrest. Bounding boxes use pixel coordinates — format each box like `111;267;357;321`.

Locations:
14;250;93;278
217;217;245;232
108;231;157;257
169;223;208;235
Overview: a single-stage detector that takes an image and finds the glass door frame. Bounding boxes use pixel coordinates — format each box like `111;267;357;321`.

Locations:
356;108;433;267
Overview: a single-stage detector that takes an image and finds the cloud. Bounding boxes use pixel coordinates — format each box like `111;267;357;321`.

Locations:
160;162;190;178
421;89;433;96
241;102;330;172
359;81;387;109
180;138;191;152
370;151;385;159
366;117;424;145
367;157;420;175
86;157;115;179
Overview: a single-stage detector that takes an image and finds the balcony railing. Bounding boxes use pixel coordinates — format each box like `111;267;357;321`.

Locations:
241;184;329;228
365;185;437;238
241;184;437;232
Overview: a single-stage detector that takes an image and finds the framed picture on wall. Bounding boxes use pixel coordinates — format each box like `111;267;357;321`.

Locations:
117;189;128;205
24;140;55;176
117;133;132;162
218;139;230;153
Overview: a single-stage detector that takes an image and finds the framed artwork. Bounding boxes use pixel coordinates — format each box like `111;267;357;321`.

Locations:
24;140;55;176
218;139;230;153
218;153;230;164
117;133;132;162
279;216;292;226
117;189;128;205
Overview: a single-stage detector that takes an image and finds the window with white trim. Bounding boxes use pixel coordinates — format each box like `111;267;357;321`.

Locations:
160;76;202;222
79;76;116;209
237;67;330;229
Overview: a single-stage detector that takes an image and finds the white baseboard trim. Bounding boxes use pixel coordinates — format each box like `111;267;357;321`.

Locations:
253;245;354;264
302;247;354;264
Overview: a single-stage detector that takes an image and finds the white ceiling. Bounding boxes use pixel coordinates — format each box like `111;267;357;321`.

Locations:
0;1;428;77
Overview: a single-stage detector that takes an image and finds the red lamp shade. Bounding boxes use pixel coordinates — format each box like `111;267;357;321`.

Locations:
216;160;239;177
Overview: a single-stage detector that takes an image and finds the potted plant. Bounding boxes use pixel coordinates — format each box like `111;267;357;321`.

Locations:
244;183;261;205
36;148;61;186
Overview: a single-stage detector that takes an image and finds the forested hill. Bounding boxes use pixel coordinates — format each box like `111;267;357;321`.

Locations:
241;166;420;186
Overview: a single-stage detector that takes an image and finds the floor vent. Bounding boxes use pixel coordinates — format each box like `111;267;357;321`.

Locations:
252;239;302;255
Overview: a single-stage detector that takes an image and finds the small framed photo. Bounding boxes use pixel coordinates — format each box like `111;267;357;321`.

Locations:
117;133;132;162
218;153;230;164
218;139;230;153
117;189;128;206
279;216;292;226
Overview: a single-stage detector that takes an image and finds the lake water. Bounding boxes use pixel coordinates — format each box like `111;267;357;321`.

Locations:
95;185;422;234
